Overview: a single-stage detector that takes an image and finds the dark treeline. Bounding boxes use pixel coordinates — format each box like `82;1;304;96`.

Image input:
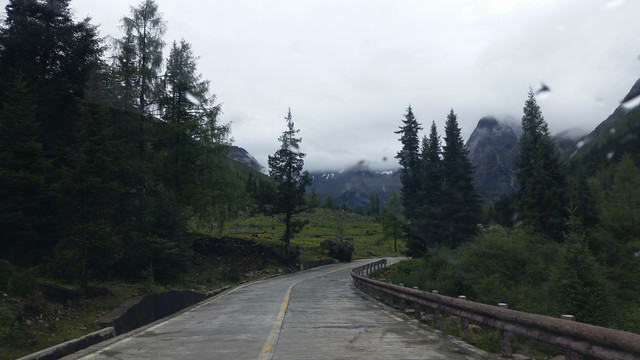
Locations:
395;106;481;255
0;0;242;284
389;90;640;336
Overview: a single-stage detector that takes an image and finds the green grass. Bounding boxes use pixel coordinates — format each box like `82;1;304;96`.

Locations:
225;208;404;261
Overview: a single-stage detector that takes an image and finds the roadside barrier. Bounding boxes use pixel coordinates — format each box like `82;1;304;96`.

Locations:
351;259;640;360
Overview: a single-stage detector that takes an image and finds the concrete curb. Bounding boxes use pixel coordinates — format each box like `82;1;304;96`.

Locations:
19;286;230;360
95;286;230;335
16;327;115;360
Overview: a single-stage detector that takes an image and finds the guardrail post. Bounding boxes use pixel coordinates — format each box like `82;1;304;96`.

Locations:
432;290;441;329
385;281;392;305
413;287;421;321
458;296;469;340
398;284;405;312
498;303;512;358
561;315;579;360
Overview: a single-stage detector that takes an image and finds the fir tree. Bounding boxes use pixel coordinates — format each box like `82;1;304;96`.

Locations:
516;89;567;240
418;121;446;250
394;105;423;244
268;109;311;257
441;109;481;248
0;0;102;267
556;213;611;326
0;75;49;266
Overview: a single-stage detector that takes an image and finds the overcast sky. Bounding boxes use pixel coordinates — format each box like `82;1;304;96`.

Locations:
69;0;640;171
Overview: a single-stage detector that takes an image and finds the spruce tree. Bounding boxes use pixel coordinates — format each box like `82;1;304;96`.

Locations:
442;109;481;248
418;121;446;250
556;214;611;326
268;109;311;257
394;105;423;245
516;89;566;240
0;0;102;268
0;75;49;266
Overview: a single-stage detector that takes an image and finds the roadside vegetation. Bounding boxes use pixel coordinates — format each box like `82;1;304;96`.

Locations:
1;208;402;359
381;90;640;358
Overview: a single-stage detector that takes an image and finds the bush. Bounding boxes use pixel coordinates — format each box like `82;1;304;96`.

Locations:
320;238;354;262
0;260;15;292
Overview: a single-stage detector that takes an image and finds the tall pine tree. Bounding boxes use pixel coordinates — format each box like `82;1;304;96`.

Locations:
394;105;423;249
0;75;49;266
441;109;481;248
115;0;166;118
268;109;311;257
417;121;446;251
516;89;566;240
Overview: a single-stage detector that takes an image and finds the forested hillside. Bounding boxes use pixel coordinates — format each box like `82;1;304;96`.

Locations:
0;0;242;284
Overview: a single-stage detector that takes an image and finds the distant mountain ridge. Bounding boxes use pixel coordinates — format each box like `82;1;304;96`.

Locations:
231;77;640;209
568;78;640;171
228;146;264;172
308;165;401;211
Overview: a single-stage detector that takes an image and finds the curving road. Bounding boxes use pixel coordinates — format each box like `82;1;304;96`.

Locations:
64;259;492;360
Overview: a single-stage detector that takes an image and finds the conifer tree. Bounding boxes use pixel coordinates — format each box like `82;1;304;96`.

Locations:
556;213;611;326
0;75;49;266
0;0;102;268
381;191;405;253
441;109;481;248
395;105;423;243
418;121;446;250
159;39;228;219
268;109;311;257
115;0;166;118
516;89;567;240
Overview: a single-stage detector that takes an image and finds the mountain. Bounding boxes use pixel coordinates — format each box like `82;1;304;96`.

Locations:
307;164;401;211
553;128;589;159
466;116;519;204
568;78;640;172
228;146;264;172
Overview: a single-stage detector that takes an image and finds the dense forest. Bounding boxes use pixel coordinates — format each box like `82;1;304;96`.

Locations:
0;0;247;285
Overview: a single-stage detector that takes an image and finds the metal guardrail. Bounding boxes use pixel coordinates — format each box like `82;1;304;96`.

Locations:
352;259;640;360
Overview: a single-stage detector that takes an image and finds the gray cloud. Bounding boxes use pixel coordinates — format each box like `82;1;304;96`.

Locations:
72;0;640;171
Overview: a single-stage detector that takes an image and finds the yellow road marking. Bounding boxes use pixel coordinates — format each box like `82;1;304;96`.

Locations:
257;264;355;360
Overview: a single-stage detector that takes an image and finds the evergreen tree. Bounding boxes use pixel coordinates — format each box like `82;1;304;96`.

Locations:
394;105;423;244
51;103;124;286
588;154;640;298
0;0;103;144
115;0;166;118
0;0;103;268
418;121;446;250
0;75;49;266
556;213;611;326
159;39;229;219
441;109;481;248
516;89;567;240
381;191;405;253
268;109;311;257
368;193;380;215
324;195;336;210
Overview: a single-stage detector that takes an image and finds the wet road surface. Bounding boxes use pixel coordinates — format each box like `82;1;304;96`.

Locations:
64;259;492;360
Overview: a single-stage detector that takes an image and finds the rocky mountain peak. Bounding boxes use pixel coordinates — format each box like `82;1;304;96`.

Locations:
466;116;519;204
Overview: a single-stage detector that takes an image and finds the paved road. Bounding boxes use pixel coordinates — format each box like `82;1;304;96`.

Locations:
65;259;492;360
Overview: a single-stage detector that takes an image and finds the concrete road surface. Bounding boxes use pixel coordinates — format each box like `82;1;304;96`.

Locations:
64;259;493;360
